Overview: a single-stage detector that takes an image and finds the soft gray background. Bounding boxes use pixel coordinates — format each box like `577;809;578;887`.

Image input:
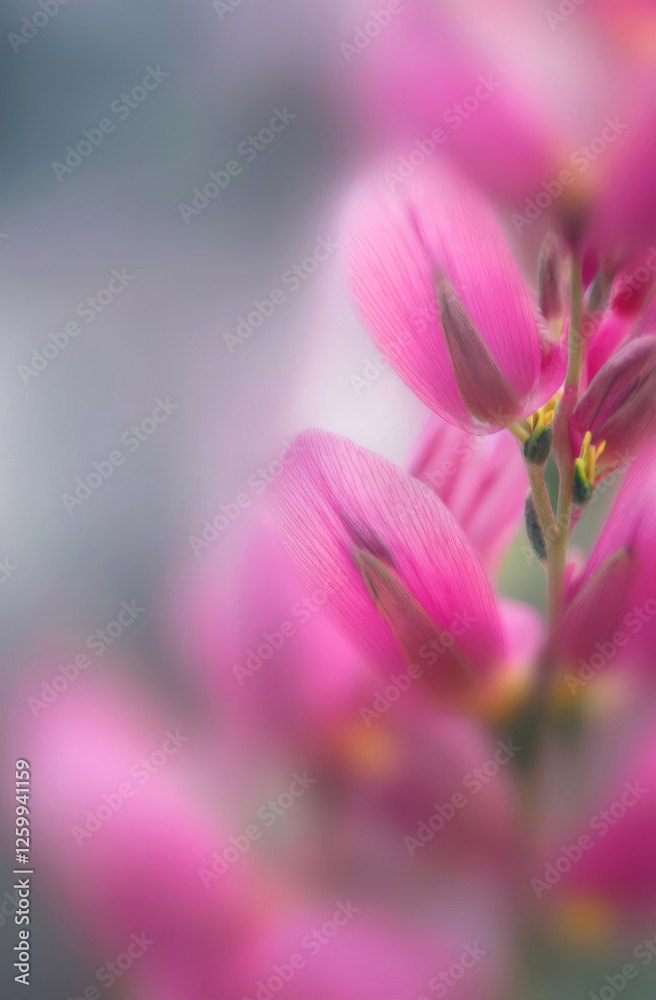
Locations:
0;2;366;996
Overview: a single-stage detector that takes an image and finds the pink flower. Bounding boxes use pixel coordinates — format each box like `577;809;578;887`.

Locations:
271;428;503;706
570;336;656;473
342;167;566;432
570;720;656;910
247;900;510;1000
545;704;656;913
407;415;526;577
582;311;633;388
163;501;366;756
344;0;555;203
587;95;656;262
15;670;261;1000
561;442;656;673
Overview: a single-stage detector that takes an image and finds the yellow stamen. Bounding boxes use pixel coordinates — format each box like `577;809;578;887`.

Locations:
525;392;562;440
574;431;605;503
509;420;530;444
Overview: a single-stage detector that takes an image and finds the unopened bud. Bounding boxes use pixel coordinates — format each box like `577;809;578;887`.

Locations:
353;547;472;702
341;513;393;565
437;277;520;426
573;460;592;506
524;425;552;466
524;492;546;563
572;431;604;506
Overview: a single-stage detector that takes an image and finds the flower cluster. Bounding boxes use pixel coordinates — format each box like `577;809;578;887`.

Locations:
13;3;656;998
264;6;656;993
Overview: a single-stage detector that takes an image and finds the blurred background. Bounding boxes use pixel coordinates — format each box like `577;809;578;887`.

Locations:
2;1;656;997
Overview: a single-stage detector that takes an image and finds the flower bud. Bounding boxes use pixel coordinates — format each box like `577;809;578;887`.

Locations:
524;492;546;563
571;335;656;470
438;277;520;426
573;458;592;506
342;167;567;434
572;432;606;506
524;425;552;466
353;547;472;700
522;395;559;465
341;513;394;566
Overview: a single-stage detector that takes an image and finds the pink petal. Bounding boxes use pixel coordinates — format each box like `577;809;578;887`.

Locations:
271;429;503;703
498;598;546;679
571;335;656;464
589;100;656;260
562;442;656;673
163;501;367;753
583;310;632;387
9;670;260;1000
250;898;511;1000
566;713;656;910
346;0;554;204
407;416;526;576
342;165;565;431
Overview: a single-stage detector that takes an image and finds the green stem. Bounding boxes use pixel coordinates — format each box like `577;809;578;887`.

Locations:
551;250;584;626
551;461;573;625
514;250;586;995
525;462;558;626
